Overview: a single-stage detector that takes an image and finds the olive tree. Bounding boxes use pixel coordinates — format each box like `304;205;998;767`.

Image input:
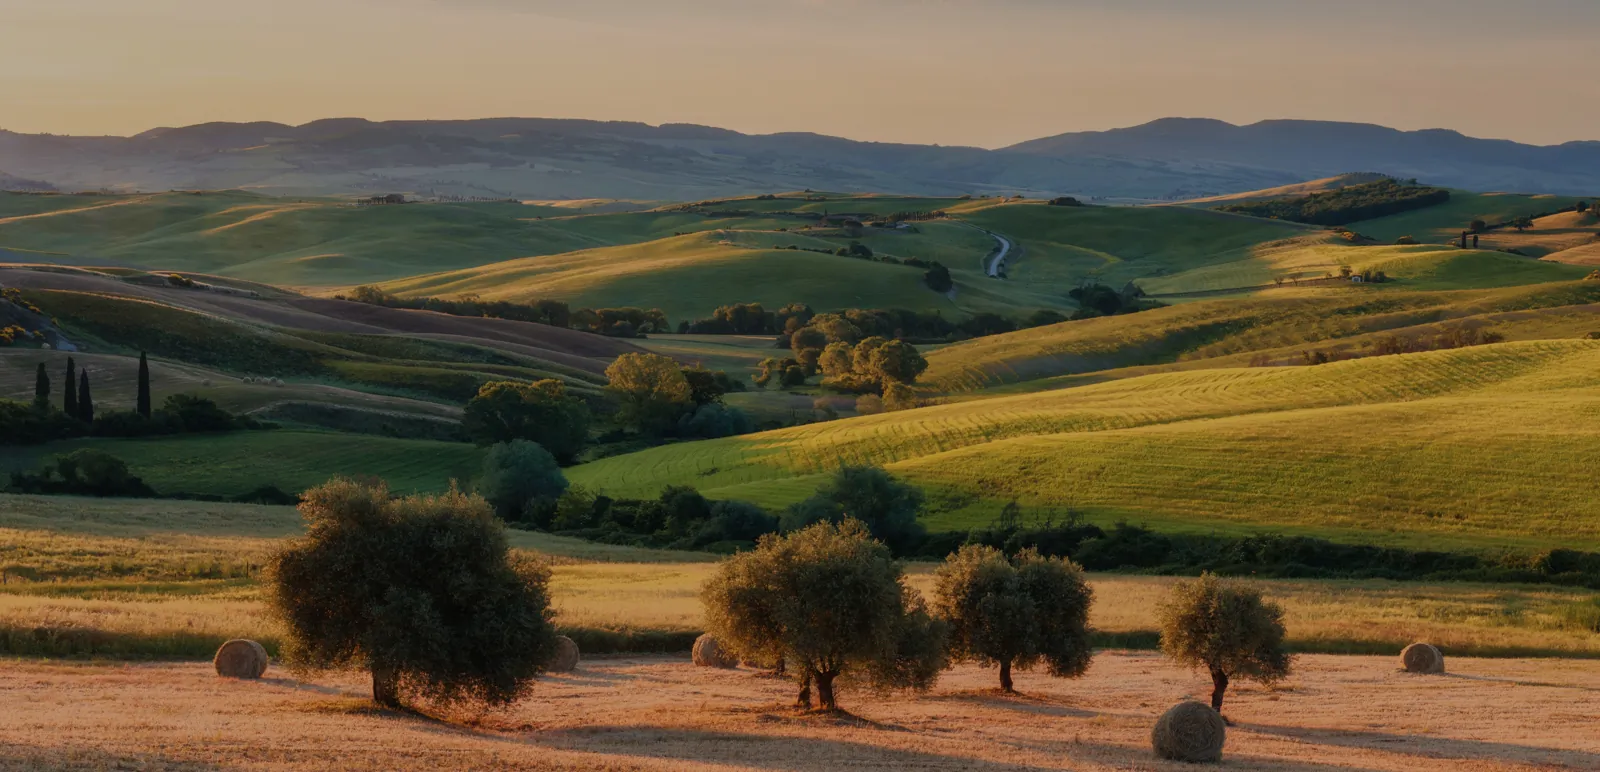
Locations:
1156;573;1292;712
933;545;1094;692
700;520;947;712
269;478;559;710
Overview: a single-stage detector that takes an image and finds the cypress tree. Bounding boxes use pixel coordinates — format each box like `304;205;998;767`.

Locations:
137;352;152;418
78;370;94;424
33;362;50;409
64;357;78;419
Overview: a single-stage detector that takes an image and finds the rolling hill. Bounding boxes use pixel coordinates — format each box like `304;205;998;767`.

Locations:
4;116;1599;201
566;339;1600;550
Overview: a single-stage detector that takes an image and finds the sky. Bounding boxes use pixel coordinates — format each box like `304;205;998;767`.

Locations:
2;0;1597;147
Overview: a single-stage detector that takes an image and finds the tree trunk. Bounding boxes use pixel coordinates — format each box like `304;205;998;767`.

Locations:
999;659;1014;693
815;670;839;712
372;666;402;709
795;669;812;710
1209;667;1229;712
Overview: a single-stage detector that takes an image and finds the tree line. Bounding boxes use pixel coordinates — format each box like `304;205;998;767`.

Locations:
1217;179;1451;226
272;475;1294;716
1;353;266;446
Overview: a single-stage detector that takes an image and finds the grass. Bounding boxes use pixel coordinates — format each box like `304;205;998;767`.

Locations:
376;230;1055;322
1349;190;1587;245
919;280;1600;392
0;494;1596;663
568;339;1600;551
0;431;486;498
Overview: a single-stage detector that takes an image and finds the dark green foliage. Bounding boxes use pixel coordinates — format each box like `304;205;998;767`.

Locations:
7;448;157;498
479;440;570;521
700;520;947;711
676;403;755;439
1217;179;1450;225
1047;197;1085;207
0;399;84;445
346;286;571;327
1577;201;1590;214
63;357;77;419
681;367;744;405
1157;573;1292;711
33;362;49;409
781;466;926;555
1069;282;1149;319
933;545;1094;691
76;370;93;424
1023;309;1069;328
957;312;1016;338
268;478;559;709
923;263;953;293
136;352;152;418
462;380;591;463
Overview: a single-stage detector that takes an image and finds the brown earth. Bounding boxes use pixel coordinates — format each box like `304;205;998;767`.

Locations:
1;652;1596;771
0;265;641;374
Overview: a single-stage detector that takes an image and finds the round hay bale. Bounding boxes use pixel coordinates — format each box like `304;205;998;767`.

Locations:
1401;642;1444;674
213;639;269;679
691;634;739;669
1151;701;1226;763
549;635;580;673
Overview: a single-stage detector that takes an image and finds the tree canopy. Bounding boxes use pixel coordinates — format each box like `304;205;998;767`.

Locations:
1156;573;1292;712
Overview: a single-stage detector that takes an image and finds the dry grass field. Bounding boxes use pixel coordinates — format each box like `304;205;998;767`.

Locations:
0;652;1596;771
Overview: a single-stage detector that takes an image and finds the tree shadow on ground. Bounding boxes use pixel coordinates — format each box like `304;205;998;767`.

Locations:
1441;672;1600;693
926;688;1103;719
521;725;1071;771
1242;722;1600;769
0;742;225;771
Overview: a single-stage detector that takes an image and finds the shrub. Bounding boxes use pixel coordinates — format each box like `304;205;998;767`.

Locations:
699;520;947;711
781;466;926;555
923;263;953;293
462;380;590;463
268;479;559;709
882;381;921;412
933;545;1094;691
479;441;569;522
1156;573;1291;712
1395;235;1418;245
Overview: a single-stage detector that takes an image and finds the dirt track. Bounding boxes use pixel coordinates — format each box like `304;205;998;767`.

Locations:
1;652;1595;771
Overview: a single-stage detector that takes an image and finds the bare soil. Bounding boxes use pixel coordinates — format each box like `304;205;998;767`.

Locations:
1;652;1596;771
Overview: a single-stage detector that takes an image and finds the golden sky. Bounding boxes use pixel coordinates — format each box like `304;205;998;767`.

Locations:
2;0;1597;146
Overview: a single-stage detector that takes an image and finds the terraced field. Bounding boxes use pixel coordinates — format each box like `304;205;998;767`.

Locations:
567;339;1600;549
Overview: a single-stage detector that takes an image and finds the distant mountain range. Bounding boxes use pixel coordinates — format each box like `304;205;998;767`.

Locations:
2;117;1596;201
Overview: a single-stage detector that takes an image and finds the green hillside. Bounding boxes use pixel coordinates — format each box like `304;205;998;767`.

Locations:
0;432;485;498
1341;191;1586;245
567;339;1600;550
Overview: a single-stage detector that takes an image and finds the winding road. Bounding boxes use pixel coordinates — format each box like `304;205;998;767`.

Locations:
985;231;1013;277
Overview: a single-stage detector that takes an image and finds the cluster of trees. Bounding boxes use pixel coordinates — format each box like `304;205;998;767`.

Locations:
6;448;157;498
1218;179;1451;226
459;356;751;465
1274;323;1506;367
756;315;930;399
274;477;1295;714
342;286;668;338
1046;197;1085;207
1;354;265;446
1068;282;1152;319
682;302;815;335
703;520;1289;711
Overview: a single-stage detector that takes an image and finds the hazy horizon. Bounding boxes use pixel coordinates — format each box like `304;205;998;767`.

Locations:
4;0;1598;148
